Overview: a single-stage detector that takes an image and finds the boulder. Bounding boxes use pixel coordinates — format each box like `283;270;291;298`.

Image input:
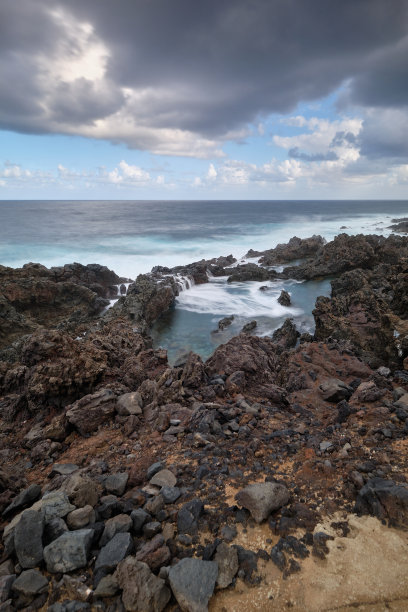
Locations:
319;378;353;402
168;558;218;612
95;532;134;572
66;505;95;530
65;389;117;436
104;472;129;496
150;469;177;488
235;482;290;523
116;392;143;416
2;484;42;518
14;510;43;569
115;557;170;612
11;569;48;598
100;514;132;547
62;473;102;507
214;542;239;588
43;529;94;573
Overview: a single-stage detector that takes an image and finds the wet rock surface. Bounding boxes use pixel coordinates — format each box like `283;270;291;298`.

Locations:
0;233;408;610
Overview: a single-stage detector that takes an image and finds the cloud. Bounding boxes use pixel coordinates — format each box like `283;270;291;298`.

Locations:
0;159;161;191
0;0;407;157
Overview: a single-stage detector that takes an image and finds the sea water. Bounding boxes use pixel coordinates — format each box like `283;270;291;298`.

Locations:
1;199;407;362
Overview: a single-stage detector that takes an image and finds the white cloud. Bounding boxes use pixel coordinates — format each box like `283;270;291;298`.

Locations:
274;116;362;155
207;163;217;180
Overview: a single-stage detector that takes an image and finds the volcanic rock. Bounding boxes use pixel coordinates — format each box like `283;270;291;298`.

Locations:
115;557;171;612
355;478;408;528
235;482;290;523
168;558;218;612
65;388;117;436
14;510;43;568
215;542;239;588
43;529;94;573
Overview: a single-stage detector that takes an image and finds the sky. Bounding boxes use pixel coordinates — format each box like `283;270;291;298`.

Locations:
0;0;407;200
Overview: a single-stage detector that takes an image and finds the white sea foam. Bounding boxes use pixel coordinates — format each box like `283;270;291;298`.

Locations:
176;278;303;318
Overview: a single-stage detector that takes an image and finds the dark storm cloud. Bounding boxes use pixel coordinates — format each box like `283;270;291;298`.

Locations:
0;0;407;152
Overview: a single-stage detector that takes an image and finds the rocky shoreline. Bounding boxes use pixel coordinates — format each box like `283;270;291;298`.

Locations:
0;229;408;611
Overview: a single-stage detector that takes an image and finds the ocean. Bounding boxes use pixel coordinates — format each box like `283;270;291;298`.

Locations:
1;199;407;362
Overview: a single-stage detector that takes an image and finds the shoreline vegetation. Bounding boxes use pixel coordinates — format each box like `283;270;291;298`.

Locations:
0;224;408;610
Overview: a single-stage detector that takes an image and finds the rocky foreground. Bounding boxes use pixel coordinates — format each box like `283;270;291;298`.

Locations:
0;232;408;611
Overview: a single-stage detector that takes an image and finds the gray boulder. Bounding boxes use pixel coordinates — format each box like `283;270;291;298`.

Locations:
0;575;15;603
11;569;48;598
14;510;43;569
235;482;290;523
95;532;134;572
44;529;94;573
2;484;41;518
168;558;218;612
104;472;129;496
41;491;76;521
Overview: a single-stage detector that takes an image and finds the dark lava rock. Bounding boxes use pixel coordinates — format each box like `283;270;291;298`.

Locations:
131;508;150;533
65;389;117;436
234;546;259;584
177;499;204;534
161;486;181;504
0;575;15;604
218;316;234;330
312;532;334;559
168;558;218;612
2;484;42;518
355;478;408;527
241;320;257;333
215;542;239;589
272;318;299;349
336;400;355;424
104;472;129;496
43;517;68;545
14;510;44;569
227;263;271;283
43;529;94;573
95;532;134;572
11;569;48;598
278;290;291;306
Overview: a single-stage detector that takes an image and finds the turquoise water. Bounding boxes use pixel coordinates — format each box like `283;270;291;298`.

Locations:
151;276;332;363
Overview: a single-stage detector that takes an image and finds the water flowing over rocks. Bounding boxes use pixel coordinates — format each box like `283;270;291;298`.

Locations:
0;232;408;610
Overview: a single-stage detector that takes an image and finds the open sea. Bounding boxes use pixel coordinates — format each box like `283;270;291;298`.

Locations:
1;199;407;362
